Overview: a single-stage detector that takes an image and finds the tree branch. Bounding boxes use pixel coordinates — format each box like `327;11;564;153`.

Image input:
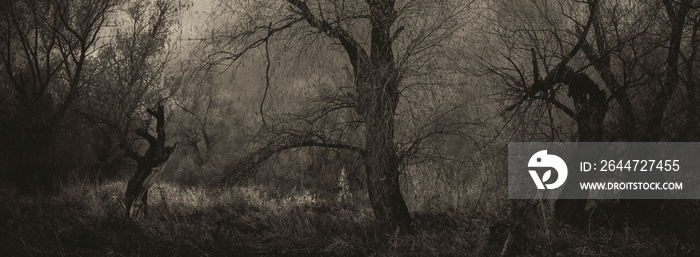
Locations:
537;0;598;86
136;128;157;147
544;95;575;118
220;132;365;185
286;0;368;71
201;18;302;69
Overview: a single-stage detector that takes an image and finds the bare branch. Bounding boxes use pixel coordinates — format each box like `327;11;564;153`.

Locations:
538;0;598;87
220;131;364;185
286;0;368;70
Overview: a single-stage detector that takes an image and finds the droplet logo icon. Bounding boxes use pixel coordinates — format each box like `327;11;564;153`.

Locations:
528;150;568;189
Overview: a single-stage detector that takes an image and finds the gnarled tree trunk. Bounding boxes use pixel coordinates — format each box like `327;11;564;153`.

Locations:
530;42;609;227
122;104;177;218
554;69;607;227
285;0;412;232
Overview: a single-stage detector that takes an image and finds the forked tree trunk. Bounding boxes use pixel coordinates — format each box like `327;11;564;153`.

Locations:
122;104;177;218
285;0;412;232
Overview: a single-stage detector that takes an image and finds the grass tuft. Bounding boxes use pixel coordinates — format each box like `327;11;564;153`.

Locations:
1;179;698;256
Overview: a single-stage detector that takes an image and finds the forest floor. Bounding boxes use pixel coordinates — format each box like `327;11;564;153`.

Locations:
1;180;698;256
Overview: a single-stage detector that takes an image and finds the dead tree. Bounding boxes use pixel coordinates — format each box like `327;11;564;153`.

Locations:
502;0;606;227
122;103;177;218
527;21;608;226
529;50;607;226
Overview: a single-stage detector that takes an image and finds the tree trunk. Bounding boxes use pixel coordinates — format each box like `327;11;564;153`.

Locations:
554;123;602;227
684;14;700;140
553;69;607;227
284;0;412;232
122;104;176;218
364;90;412;232
124;162;153;218
647;0;690;141
361;0;412;233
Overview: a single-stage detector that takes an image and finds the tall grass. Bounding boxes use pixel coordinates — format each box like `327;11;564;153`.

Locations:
0;177;696;256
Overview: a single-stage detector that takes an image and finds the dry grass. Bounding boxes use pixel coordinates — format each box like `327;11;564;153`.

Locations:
0;179;697;256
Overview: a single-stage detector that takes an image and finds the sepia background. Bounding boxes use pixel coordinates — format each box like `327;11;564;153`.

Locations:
1;0;699;256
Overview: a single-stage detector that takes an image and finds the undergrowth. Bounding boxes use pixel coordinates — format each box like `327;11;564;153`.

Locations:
0;181;697;256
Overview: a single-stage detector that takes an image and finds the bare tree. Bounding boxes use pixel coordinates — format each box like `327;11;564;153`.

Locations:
471;0;602;226
0;0;117;192
474;0;700;226
646;0;694;141
79;0;184;217
123;103;177;218
173;72;224;167
202;0;473;232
